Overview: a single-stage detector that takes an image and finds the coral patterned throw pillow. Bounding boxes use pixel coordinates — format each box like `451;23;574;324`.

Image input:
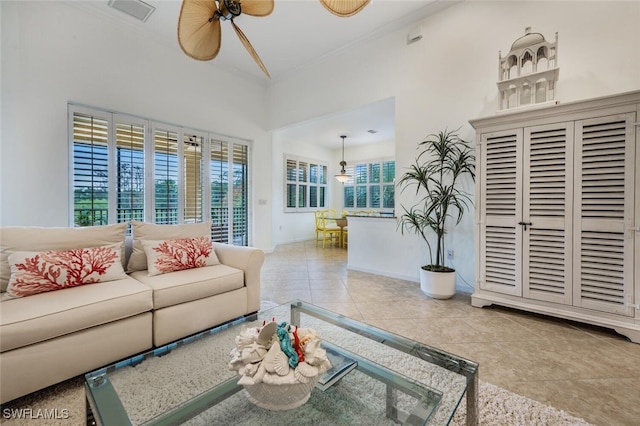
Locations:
6;244;127;298
141;236;219;276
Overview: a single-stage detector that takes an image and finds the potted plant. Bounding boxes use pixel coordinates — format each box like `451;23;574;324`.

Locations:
397;128;475;299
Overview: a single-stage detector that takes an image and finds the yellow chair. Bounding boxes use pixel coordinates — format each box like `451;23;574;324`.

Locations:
315;210;341;248
342;226;348;247
325;208;338;227
326;208;348;247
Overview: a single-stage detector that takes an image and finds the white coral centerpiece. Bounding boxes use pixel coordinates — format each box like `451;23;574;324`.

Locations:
229;320;331;410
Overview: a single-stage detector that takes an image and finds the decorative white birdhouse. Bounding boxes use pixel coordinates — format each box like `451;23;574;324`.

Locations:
497;27;559;112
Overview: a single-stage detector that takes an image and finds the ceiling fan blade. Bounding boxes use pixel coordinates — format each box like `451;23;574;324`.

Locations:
319;0;371;17
178;0;222;60
241;0;274;17
231;21;271;78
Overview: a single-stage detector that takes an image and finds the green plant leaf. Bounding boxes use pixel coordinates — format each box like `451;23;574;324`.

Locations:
397;128;476;268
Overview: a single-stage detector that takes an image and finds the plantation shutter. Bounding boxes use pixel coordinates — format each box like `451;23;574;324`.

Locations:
153;128;179;224
573;113;636;316
382;161;395;209
522;123;573;304
479;129;523;296
342;164;355;208
285;158;297;209
210;139;230;243
69;105;252;246
232;143;249;245
355;164;367;208
115;118;145;224
298;161;308;208
72;111;109;226
183;133;204;223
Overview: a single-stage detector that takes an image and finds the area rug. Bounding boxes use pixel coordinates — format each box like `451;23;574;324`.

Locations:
0;301;594;425
0;377;593;426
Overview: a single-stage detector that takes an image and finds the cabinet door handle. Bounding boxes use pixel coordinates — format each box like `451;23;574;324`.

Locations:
518;221;532;231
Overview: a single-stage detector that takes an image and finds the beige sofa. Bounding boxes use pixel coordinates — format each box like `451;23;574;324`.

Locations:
0;222;264;404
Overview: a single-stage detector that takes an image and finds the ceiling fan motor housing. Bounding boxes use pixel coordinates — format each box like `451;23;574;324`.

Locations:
218;0;242;20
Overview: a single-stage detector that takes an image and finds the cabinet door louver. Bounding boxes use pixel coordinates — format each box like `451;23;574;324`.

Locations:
523;124;573;304
472;92;640;341
480;130;522;296
574;113;635;316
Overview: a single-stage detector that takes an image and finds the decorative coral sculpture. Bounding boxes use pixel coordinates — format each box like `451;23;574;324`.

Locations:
229;320;331;410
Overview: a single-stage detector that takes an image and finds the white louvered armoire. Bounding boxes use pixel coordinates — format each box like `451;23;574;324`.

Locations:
470;90;640;343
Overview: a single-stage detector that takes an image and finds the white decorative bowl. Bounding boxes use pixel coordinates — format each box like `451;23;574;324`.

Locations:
243;376;319;410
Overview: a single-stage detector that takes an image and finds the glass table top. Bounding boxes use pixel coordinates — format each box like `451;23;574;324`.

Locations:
85;300;478;425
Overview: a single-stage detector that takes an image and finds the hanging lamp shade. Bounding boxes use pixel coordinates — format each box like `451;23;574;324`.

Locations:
334;135;352;183
335;172;350;183
319;0;371;17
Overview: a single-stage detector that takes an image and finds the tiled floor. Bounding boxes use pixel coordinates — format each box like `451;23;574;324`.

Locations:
261;241;640;426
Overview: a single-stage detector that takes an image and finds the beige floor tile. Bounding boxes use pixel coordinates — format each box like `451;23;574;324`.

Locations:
310;288;353;304
311;301;364;320
354;301;405;320
261;241;640;425
307;270;345;280
308;279;346;290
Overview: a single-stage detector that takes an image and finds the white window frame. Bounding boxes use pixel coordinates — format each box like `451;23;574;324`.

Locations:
342;158;395;213
284;154;328;212
68;103;253;245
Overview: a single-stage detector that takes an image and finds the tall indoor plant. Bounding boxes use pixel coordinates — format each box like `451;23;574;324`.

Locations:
397;128;475;298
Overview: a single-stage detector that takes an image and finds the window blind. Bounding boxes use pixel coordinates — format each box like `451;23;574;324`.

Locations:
210;139;230;243
116;122;145;224
72;113;109;226
154;129;179;224
69;104;251;246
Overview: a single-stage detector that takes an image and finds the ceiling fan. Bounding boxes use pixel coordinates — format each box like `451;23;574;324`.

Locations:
178;0;274;78
320;0;371;17
177;0;371;78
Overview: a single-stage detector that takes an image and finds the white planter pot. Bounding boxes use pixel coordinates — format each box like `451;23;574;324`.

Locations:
419;268;456;299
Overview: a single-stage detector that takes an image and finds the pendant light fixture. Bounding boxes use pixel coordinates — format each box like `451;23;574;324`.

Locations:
334;135;351;183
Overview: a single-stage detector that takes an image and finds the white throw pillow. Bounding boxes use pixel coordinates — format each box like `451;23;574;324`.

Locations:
127;221;213;272
141;237;219;276
6;243;127;298
0;223;127;293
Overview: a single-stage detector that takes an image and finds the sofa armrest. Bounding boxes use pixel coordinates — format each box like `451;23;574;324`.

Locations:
212;243;265;313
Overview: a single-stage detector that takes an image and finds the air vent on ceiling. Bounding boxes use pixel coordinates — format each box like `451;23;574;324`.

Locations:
108;0;155;22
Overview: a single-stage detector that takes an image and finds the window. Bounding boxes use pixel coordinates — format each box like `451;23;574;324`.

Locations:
285;156;327;211
72;112;109;226
343;159;395;211
69;105;251;245
116;121;145;224
183;133;204;224
232;143;249;245
153;127;179;224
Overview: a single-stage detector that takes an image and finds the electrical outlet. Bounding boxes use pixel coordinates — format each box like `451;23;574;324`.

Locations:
447;249;454;259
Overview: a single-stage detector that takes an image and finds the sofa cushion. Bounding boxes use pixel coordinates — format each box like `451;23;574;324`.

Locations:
0;276;152;353
127;221;212;272
0;223;128;293
6;244;127;298
141;237;220;277
129;264;243;310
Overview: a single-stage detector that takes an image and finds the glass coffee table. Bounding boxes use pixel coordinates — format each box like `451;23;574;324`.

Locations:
86;301;478;425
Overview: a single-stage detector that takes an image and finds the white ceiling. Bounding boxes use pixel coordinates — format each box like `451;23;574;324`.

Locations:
273;97;396;148
76;0;457;148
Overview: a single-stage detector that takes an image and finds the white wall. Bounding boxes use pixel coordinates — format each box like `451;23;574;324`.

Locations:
267;1;640;287
271;133;333;245
0;1;273;251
